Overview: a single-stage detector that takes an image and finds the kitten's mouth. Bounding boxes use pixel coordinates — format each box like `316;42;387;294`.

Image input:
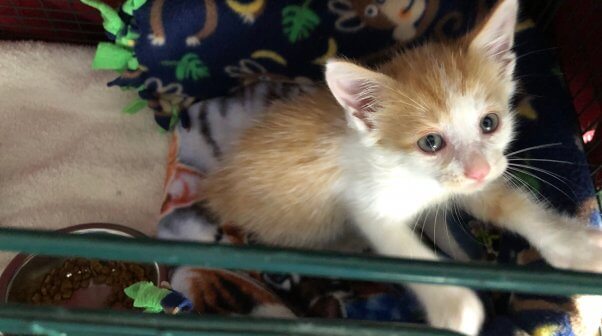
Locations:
461;178;489;193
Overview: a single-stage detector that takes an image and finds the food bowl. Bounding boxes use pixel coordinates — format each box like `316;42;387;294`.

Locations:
0;223;166;310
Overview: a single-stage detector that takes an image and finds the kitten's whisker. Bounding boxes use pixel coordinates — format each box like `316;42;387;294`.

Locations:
449;196;485;246
508;163;572;186
504;172;550;204
412;210;426;236
428;204;441;247
414;208;429;254
507;163;577;201
507;158;575;165
443;202;456;259
505;143;562;157
508;157;594;168
506;166;576;202
433;204;440;251
510;173;551;206
514;47;559;62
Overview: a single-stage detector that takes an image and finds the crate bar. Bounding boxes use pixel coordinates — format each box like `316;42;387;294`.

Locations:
0;14;102;26
0;20;105;35
0;228;601;296
0;304;462;336
0;4;100;16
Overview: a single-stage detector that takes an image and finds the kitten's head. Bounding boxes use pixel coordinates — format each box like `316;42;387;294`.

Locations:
326;0;518;194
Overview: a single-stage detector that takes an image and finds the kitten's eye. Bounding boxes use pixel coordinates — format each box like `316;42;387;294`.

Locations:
480;113;499;134
364;5;379;17
417;133;445;153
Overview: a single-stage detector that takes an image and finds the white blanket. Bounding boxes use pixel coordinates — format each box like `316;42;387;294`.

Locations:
0;41;168;269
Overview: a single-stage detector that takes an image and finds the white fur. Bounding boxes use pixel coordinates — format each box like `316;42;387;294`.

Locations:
324;1;526;334
340;137;447;223
338;136;484;335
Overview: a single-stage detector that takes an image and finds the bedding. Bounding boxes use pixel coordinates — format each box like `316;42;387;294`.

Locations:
86;0;493;130
84;0;602;334
0;41;168;271
156;22;601;336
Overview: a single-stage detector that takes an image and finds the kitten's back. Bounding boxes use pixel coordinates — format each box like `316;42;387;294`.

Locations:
202;90;349;247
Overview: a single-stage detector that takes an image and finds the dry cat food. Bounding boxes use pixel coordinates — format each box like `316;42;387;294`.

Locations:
26;258;152;308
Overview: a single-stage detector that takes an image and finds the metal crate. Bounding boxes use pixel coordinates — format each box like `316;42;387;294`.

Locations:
525;0;602;197
0;0;113;44
0;1;601;335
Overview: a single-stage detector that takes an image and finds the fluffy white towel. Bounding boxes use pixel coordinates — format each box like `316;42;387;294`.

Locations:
0;41;168;269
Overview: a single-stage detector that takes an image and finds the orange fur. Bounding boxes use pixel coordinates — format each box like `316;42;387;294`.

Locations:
203;39;512;248
202;91;349;247
375;42;512;152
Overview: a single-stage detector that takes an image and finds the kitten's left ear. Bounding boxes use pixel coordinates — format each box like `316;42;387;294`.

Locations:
469;0;518;77
325;60;394;134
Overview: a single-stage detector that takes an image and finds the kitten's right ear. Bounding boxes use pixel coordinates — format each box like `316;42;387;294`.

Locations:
325;60;393;134
468;0;518;77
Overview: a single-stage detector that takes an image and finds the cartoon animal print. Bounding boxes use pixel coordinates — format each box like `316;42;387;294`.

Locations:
172;267;295;317
328;0;439;43
143;77;196;128
162;53;211;81
432;0;488;40
226;0;267;24
149;0;167;45
312;38;338;65
149;0;219;47
187;0;219;46
224;58;313;88
282;0;321;43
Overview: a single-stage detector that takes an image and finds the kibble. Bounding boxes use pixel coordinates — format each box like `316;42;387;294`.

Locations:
27;258;153;308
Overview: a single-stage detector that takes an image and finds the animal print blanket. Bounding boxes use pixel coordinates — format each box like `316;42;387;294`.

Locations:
85;0;495;130
156;24;601;336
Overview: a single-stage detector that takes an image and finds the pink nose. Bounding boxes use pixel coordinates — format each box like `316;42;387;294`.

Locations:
464;155;491;182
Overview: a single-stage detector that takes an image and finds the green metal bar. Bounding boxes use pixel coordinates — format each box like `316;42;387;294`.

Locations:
0;304;462;336
0;228;601;296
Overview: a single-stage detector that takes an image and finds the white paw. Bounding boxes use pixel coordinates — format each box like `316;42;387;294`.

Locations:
148;34;165;46
186;36;201;47
541;224;602;273
416;285;485;335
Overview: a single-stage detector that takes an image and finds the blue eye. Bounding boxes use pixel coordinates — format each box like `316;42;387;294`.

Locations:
417;133;445;153
480;113;499;134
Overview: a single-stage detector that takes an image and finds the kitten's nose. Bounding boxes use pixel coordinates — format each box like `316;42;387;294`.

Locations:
464;154;491;182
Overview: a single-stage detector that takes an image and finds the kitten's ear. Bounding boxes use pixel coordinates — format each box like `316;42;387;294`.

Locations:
325;60;393;134
469;0;518;77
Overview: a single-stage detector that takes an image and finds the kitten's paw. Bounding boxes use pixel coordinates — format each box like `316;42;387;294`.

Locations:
543;226;602;273
418;286;485;335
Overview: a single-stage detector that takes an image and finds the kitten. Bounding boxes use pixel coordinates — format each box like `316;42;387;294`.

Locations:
201;0;602;334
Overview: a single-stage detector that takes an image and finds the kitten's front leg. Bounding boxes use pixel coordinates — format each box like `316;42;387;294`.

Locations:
462;180;602;272
353;213;485;335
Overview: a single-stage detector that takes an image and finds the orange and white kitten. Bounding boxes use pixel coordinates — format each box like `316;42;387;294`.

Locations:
202;0;602;334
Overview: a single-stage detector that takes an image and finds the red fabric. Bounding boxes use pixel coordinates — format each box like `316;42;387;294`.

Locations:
552;0;601;186
0;0;122;43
